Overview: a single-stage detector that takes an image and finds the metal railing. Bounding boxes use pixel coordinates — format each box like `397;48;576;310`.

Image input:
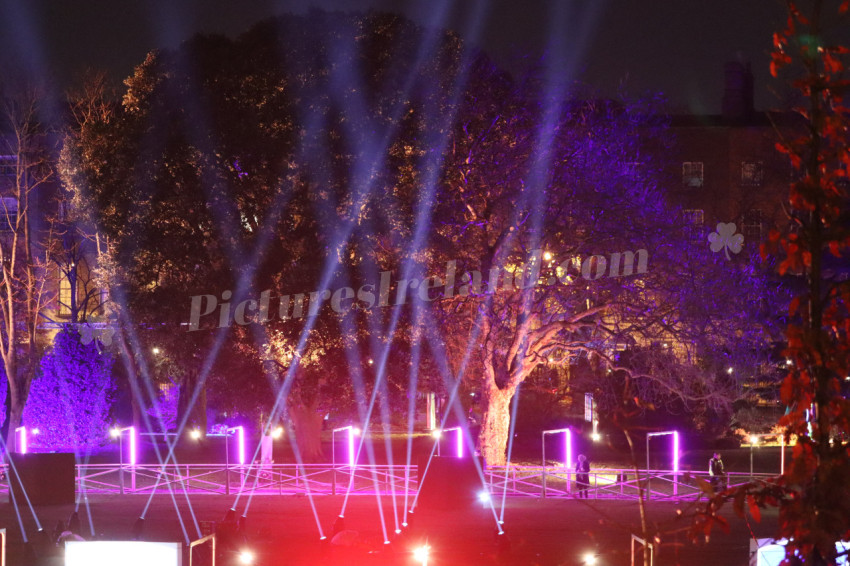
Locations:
0;461;773;500
485;466;774;501
70;463;419;496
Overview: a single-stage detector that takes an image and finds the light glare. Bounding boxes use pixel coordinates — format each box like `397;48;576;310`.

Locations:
413;545;430;565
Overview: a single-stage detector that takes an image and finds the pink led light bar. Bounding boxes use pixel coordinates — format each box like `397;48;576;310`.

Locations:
15;426;26;454
125;427;137;466
541;427;572;471
672;431;679;473
228;426;245;466
442;427;464;458
348;427;355;467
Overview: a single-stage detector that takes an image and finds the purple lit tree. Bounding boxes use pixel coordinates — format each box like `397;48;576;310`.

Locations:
24;326;114;452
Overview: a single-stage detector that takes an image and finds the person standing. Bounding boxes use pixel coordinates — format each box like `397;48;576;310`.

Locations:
709;452;726;491
576;454;591;499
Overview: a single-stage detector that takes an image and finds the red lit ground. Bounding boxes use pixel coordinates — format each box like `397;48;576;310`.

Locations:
0;492;776;566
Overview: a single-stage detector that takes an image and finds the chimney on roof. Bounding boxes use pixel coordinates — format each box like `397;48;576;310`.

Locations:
722;61;754;121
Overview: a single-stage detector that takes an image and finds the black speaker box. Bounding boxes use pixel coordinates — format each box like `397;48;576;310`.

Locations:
416;456;483;510
8;453;75;505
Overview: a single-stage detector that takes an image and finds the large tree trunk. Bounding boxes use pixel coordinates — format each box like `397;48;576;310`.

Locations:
478;385;515;466
3;386;24;449
2;358;22;448
178;371;207;432
289;403;323;462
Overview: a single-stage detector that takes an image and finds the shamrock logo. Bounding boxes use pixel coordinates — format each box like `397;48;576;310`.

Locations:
79;321;115;351
708;222;744;260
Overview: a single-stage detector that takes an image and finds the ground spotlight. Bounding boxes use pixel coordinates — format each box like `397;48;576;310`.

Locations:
582;552;598;565
478;491;491;504
190;429;202;440
131;517;145;541
110;427;121;438
431;429;442;439
413;544;430;565
591;432;601;442
272;426;284;439
238;549;255;564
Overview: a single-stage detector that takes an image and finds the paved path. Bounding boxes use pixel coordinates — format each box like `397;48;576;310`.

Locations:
0;493;778;565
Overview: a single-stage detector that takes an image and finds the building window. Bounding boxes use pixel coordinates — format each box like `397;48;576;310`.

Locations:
741;161;764;186
0;156;15;176
59;273;73;317
682;162;704;187
683;209;704;241
0;197;17;232
743;209;763;244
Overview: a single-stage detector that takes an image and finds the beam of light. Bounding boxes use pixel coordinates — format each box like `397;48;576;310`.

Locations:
325;0;491;531
0;434;32;541
110;308;202;542
500;386;524;523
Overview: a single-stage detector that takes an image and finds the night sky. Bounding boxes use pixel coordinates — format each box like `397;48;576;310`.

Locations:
0;0;789;113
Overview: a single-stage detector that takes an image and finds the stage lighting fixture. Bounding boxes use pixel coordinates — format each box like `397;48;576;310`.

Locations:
190;429;202;440
237;550;255;565
582;552;598;565
478;491;491;504
332;515;346;536
272;426;284;439
131;517;145;541
431;429;442;439
395;529;401;534
110;427;120;438
749;435;759;445
591;432;601;442
68;511;81;535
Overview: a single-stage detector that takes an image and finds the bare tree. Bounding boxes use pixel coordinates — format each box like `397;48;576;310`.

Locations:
0;79;57;446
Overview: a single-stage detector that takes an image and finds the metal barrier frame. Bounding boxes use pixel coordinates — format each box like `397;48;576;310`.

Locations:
189;533;216;566
631;534;653;566
0;461;772;499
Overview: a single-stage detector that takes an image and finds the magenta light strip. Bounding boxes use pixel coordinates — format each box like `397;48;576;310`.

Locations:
127;426;137;466
15;426;26;454
672;431;679;473
565;429;572;470
234;426;245;466
348;427;355;467
441;427;463;458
